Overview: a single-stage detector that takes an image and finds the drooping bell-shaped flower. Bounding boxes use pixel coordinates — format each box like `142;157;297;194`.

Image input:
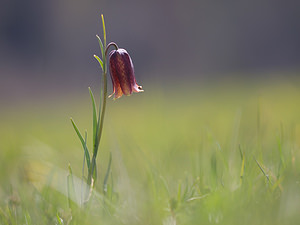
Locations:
108;48;143;99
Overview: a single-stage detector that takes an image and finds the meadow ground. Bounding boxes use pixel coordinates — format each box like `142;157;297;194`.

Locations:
0;76;300;224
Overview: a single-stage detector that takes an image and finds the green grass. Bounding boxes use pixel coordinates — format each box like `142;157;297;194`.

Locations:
1;78;300;225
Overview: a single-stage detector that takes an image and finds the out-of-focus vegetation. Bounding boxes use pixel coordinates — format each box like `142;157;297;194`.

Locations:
0;78;300;225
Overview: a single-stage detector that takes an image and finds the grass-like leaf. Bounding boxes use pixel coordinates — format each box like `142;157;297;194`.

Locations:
101;14;106;50
96;35;104;58
70;118;90;168
88;87;98;148
94;54;103;70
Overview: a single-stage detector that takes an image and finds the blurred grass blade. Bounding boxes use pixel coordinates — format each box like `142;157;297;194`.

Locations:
239;149;245;185
80;132;87;206
160;175;170;196
177;181;182;203
182;178;189;200
94;55;103;70
254;157;271;184
96;35;104;58
109;173;114;201
103;152;112;196
88;87;97;148
239;144;243;160
89;157;97;188
56;213;63;225
93;159;97;184
271;176;283;192
211;152;217;187
67;163;76;210
277;123;286;172
70;118;90;168
24;211;32;225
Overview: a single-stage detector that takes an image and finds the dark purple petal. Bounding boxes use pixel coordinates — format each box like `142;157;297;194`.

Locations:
108;48;143;99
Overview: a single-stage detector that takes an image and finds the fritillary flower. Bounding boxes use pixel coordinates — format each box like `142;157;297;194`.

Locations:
108;48;143;99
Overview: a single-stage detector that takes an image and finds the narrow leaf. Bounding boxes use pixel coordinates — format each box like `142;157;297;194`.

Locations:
70;118;90;168
101;14;106;49
88;87;97;148
96;35;104;58
94;55;103;70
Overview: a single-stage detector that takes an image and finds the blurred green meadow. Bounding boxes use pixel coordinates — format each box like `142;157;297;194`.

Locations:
1;77;300;225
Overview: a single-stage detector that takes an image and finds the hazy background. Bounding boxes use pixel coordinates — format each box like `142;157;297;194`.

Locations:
1;0;300;105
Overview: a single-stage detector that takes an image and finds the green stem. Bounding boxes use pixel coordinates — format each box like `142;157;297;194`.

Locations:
94;42;118;157
105;42;119;56
86;16;120;199
93;42;118;159
87;46;115;189
95;70;107;158
87;69;107;190
86;15;109;195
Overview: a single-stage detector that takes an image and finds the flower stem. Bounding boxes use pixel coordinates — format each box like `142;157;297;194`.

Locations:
85;16;122;201
86;15;113;194
95;69;107;158
105;42;119;56
92;43;118;159
87;61;107;191
95;43;119;158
